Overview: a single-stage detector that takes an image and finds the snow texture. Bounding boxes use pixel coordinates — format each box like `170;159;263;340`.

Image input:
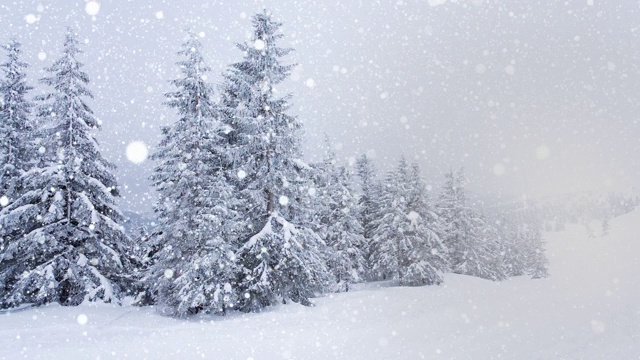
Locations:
1;210;638;359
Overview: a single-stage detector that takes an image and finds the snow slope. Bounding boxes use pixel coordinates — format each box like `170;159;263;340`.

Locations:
1;211;639;359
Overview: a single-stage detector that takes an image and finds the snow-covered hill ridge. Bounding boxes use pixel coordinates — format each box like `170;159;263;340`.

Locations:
1;210;639;359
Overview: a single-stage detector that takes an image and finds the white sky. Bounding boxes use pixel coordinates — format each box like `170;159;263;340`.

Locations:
1;0;639;214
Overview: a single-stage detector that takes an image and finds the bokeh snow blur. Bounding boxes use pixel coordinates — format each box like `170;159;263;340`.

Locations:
1;0;638;213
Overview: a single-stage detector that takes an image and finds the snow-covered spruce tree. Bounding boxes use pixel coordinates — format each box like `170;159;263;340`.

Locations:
0;30;132;308
436;168;505;281
369;157;446;286
500;213;529;277
506;208;549;279
221;11;331;311
401;162;448;285
354;153;380;274
499;206;548;279
0;39;33;204
525;223;549;279
145;32;238;316
313;138;366;292
0;39;35;299
478;219;510;279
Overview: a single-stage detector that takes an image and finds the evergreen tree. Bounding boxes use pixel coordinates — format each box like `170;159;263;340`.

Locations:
526;224;549;279
221;11;330;311
0;39;33;204
145;32;238;316
500;220;528;277
402;162;448;285
370;157;446;286
369;164;405;281
517;208;549;279
0;39;35;300
437;169;505;281
236;212;329;310
354;153;380;274
0;30;132;308
601;216;610;236
314;138;366;292
477;219;509;279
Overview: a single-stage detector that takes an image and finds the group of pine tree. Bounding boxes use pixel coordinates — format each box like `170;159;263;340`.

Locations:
0;12;549;315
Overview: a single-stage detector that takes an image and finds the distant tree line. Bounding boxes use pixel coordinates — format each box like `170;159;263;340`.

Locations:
0;12;554;315
537;192;638;236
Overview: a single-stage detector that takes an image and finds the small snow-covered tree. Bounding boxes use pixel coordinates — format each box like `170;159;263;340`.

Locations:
145;32;238;316
526;225;549;279
505;208;549;279
402;163;448;285
498;219;527;277
0;30;132;308
222;11;331;311
237;212;329;310
437;168;505;281
0;39;33;203
370;157;447;286
313;139;366;292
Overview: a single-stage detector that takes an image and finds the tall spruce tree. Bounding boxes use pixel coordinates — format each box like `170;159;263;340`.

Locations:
355;153;380;275
0;30;132;308
145;32;238;316
0;39;34;299
314;138;366;292
0;31;130;307
437;168;505;281
222;11;331;311
0;39;33;203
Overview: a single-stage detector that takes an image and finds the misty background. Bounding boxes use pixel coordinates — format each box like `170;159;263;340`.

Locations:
1;0;638;215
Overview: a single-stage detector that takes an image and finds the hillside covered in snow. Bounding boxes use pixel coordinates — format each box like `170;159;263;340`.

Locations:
2;210;638;359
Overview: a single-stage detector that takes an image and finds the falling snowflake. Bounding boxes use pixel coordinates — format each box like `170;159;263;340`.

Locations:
536;145;550;160
85;1;100;16
25;14;39;24
428;0;447;6
254;39;266;50
126;141;148;164
305;78;316;88
164;269;174;279
76;314;88;325
505;64;515;75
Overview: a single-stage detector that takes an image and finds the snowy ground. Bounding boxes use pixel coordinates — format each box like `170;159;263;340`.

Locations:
2;212;639;360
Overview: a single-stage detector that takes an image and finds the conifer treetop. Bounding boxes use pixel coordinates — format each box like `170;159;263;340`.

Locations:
0;38;33;176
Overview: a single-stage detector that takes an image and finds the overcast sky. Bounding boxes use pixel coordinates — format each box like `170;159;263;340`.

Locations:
1;0;639;214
